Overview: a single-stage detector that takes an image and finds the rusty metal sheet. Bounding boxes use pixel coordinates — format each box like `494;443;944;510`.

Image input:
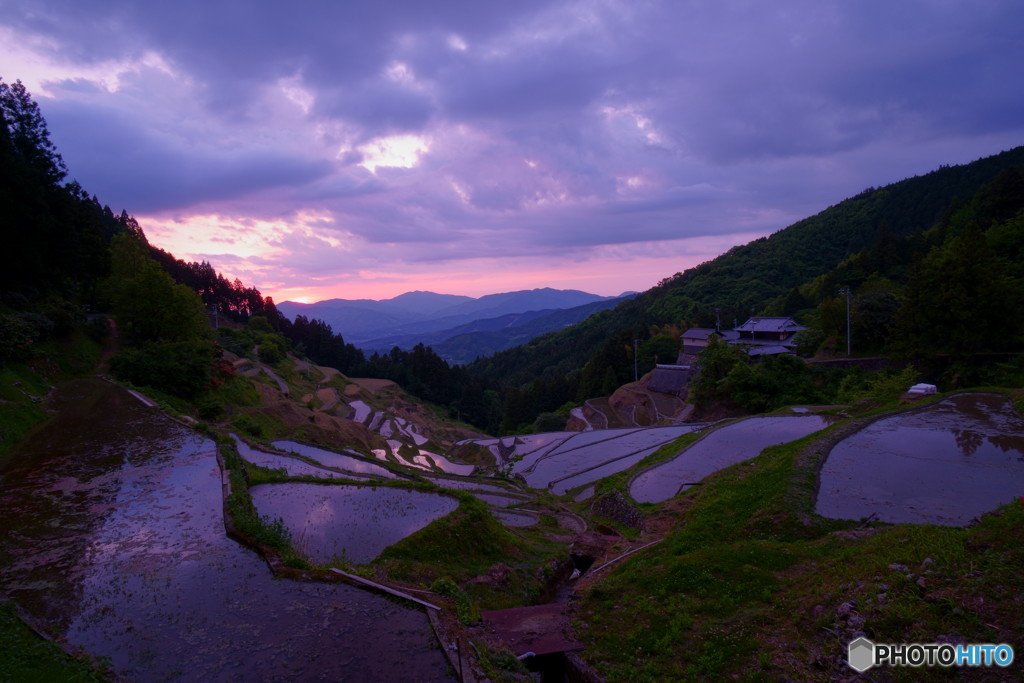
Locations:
481;603;584;656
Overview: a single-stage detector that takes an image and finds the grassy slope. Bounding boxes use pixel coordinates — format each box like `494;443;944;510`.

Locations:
575;401;1024;681
0;603;105;682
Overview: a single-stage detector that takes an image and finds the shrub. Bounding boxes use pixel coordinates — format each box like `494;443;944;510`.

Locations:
110;340;215;398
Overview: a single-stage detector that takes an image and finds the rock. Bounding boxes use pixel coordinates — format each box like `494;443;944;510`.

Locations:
847;614;865;629
836;602;854;619
921;557;935;569
888;563;909;572
916;577;927;588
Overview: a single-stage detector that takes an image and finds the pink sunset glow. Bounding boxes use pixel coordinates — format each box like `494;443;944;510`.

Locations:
2;2;1022;303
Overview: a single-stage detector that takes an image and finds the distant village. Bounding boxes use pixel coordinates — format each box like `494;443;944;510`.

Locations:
649;316;805;395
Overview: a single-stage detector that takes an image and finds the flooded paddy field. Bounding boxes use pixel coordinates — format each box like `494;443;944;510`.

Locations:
630;415;835;503
816;393;1024;526
421;451;476;475
250;482;459;564
491;509;540;527
271;439;397;478
424;476;515;494
521;425;702;491
232;434;379;480
464;426;702;494
0;378;451;681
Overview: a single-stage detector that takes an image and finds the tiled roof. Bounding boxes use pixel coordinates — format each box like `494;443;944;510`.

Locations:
681;328;741;341
680;327;718;340
735;317;807;334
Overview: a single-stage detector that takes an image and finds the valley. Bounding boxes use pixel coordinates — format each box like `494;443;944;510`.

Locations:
2;78;1023;680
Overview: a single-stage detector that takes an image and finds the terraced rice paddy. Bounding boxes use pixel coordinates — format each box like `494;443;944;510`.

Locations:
250;483;459;564
816;393;1024;525
0;379;450;680
471;426;703;494
272;440;397;478
630;415;834;503
232;434;366;479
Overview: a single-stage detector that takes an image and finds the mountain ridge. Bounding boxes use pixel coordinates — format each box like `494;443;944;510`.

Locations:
277;287;621;344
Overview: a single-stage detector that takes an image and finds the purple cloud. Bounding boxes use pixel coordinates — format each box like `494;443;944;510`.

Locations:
2;0;1022;300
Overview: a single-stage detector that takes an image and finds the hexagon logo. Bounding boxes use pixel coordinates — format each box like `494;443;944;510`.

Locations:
848;637;875;672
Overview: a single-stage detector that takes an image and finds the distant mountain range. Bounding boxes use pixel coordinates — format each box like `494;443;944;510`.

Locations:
277;288;635;363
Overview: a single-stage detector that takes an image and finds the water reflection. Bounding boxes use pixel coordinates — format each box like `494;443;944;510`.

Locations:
816;393;1024;526
0;378;451;680
271;439;397;478
250;483;458;564
630;416;834;504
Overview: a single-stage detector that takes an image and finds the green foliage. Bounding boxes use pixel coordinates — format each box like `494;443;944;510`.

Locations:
257;339;285;365
375;496;523;582
723;354;835;413
221;444;309;568
890;222;1023;361
103;233;224;399
689;337;748;406
0;365;49;465
248;315;273;333
533;412;567;432
836;365;918;404
474;641;531;681
430;577;479;625
110;340;216;399
217;327;254;357
105;233;211;347
232;414;265;439
0;314;39;362
0;602;105;682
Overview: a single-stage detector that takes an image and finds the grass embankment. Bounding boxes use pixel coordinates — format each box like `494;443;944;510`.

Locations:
373;494;566;618
0;331;101;467
0;603;106;682
575;406;1024;681
0;332;107;680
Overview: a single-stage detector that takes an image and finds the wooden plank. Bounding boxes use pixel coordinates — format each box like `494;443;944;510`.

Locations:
591;538;663;574
329;568;440;610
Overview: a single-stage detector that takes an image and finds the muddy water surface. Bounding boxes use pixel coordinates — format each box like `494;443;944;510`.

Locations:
0;378;451;681
250;483;458;564
816;393;1024;525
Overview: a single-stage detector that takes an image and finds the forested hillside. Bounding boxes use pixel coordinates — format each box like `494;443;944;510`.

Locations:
468;147;1024;423
1;79;504;432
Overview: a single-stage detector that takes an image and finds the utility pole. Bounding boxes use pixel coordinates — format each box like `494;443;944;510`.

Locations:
838;287;852;356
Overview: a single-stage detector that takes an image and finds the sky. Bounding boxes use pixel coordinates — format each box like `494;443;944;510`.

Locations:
2;1;1023;303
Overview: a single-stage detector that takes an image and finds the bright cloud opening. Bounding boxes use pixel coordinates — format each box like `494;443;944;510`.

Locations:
358;134;431;173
